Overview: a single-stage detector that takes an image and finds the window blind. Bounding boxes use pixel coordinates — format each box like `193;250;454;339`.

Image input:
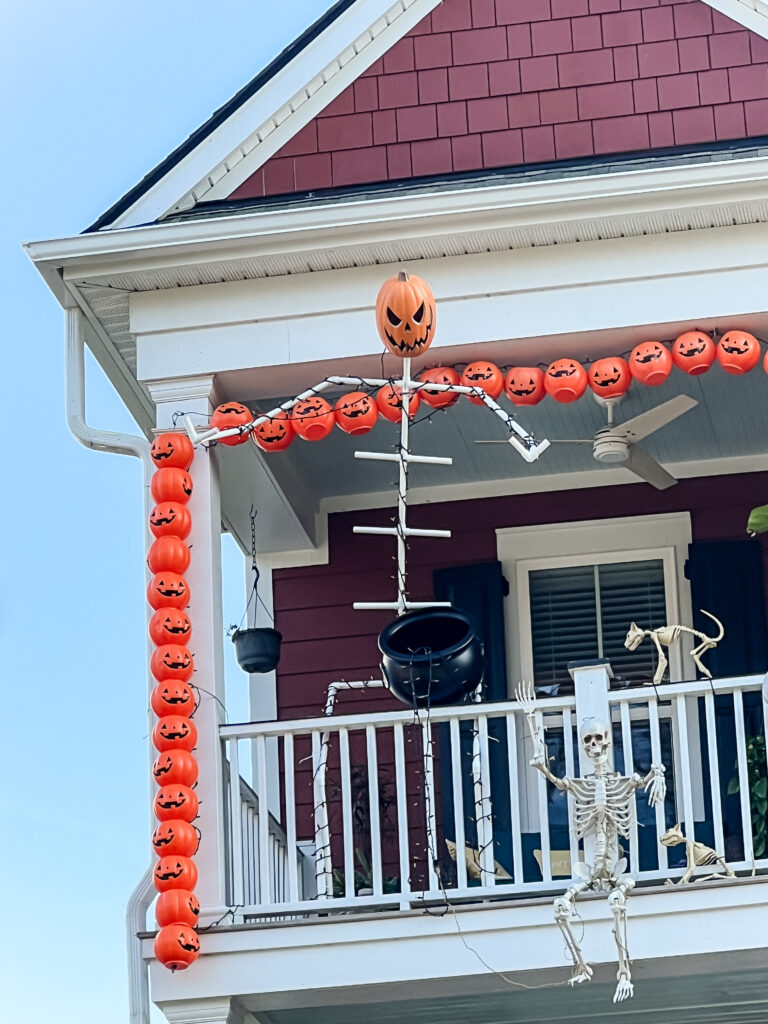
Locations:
529;559;666;691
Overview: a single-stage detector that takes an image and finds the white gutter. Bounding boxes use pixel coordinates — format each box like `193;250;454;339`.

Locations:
66;307;155;1024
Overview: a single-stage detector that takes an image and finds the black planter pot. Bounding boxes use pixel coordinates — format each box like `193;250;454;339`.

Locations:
232;627;282;674
378;607;484;707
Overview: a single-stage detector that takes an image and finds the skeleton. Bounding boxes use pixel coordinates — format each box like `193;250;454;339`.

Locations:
624;610;724;686
515;681;666;1004
660;823;735;884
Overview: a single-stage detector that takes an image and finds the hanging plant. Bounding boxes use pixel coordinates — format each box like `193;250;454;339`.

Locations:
230;506;282;674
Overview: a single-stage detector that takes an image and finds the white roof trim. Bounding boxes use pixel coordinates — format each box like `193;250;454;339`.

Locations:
703;0;768;39
109;0;439;231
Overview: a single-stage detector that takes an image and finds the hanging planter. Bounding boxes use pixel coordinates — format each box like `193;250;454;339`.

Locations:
231;626;282;674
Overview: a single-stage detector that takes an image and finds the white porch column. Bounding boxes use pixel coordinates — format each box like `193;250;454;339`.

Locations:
148;376;228;918
569;658;614;869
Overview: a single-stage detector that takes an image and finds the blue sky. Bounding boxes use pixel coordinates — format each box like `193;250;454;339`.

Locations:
1;4;319;1020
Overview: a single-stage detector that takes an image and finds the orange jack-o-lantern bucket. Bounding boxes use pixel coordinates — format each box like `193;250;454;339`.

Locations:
376;384;421;422
503;367;545;407
149;607;192;646
628;342;673;386
544;359;588;403
334;392;379;435
292;397;335;441
716;330;761;375
151;468;193;505
151;433;194;471
252;412;294;452
155;888;200;929
210;402;253;446
151;681;196;718
152;749;199;788
672;331;715;375
588;357;630;399
376;271;436;358
147;536;191;575
460;362;504;406
419;367;460;409
154;786;200;824
153;854;199;892
152;819;200;859
149;502;192;540
154;923;200;970
152;714;198;753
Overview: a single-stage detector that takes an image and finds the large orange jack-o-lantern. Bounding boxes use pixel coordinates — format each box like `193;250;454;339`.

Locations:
152;714;198;753
335;392;379;435
504;367;545;406
154;923;200;970
716;330;761;375
149;607;192;646
152;819;200;858
628;341;673;386
151;681;196;718
210;402;253;446
419;366;460;408
153;854;199;891
460;362;504;406
154;785;200;824
151;468;193;505
155;889;200;929
672;331;715;375
151;433;194;471
147;536;191;575
292;397;335;441
149;502;192;540
152;749;199;788
588;357;630;399
252;412;294;452
376;271;436;357
376;384;421;422
147;572;190;611
544;359;588;403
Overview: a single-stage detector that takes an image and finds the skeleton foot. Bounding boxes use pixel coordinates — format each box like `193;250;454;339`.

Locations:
613;975;634;1003
568;966;593;986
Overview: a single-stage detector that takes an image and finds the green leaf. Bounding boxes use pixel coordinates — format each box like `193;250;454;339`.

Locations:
748;505;768;535
727;777;741;795
755;778;768;799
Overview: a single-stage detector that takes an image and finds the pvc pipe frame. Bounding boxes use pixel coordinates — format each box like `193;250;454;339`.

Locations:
66;307;154;1024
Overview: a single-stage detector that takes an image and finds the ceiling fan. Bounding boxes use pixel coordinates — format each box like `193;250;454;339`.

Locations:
477;394;698;490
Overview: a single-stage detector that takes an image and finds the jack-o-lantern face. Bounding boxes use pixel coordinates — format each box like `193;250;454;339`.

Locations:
375;271;436;358
716;330;761;375
153;854;199;892
210;402;253;446
149;607;192;646
156;888;200;929
335;392;379;436
154;922;200;970
151;681;196;718
292;397;335;441
587;357;630;398
151;468;193;505
149;502;192;540
376;384;422;423
152;819;199;858
150;433;194;470
628;342;673;386
544;359;588;403
460;362;504;406
147;536;191;575
672;331;715;375
152;749;199;787
150;644;194;683
503;367;545;407
252;412;294;453
147;572;190;611
153;715;198;753
419;366;460;408
154;785;199;823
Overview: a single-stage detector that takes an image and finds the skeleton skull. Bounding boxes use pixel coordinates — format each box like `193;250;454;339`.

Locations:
580;719;611;763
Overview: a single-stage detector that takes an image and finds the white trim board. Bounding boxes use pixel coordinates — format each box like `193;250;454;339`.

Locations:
703;0;768;38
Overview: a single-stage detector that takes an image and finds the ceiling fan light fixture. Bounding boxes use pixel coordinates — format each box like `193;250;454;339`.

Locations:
593;436;630;463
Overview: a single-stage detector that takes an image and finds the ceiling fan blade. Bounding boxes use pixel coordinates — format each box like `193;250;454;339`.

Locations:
474;438;591;445
625;445;678;490
615;395;698;442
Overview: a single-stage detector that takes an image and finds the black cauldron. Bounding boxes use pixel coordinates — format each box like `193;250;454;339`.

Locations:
232;627;282;673
378;607;484;707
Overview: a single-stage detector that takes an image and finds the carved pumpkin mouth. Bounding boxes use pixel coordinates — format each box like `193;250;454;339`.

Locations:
163;655;191;670
154;834;173;847
152;514;176;526
158;586;185;597
157;865;185;880
154;763;172;776
163;727;189;740
165;625;189;635
637;351;661;363
594;374;620;387
549;367;576;378
682;344;705;357
162;694;188;704
159;797;186;809
261;429;286;443
178;937;200;952
343;405;369;418
153;450;172;460
220;405;244;414
466;370;493;381
723;342;748;354
512;384;537;395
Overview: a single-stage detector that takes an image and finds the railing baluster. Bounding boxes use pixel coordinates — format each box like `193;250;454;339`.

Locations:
703;692;725;859
367;726;383;895
393;723;411;898
284;734;299;903
339;728;354;899
255;734;272;904
674;697;696;844
312;730;332;899
535;710;552;884
733;689;754;864
562;708;580;878
422;719;439;893
227;737;245;914
476;714;496;886
618;701;638;871
647;697;668;870
450;717;468;891
505;713;523;886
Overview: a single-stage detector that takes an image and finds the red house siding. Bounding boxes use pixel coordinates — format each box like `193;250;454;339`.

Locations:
232;0;768;199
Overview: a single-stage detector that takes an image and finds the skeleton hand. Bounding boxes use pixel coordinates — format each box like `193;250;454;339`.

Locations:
514;680;536;716
644;763;666;807
613;976;634;1003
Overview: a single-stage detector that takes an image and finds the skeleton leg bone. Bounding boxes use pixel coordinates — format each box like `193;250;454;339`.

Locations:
608;880;635;1003
651;633;668;686
554;882;593;986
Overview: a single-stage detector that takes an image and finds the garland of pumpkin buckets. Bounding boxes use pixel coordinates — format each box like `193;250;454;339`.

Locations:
147;432;202;971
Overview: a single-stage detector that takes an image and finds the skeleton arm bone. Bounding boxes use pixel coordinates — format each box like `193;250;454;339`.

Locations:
632;763;666;806
515;681;572;791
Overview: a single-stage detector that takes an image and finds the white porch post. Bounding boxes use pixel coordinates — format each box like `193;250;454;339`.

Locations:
148;376;228;919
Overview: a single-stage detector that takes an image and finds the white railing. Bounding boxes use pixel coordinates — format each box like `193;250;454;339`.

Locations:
219;672;768;919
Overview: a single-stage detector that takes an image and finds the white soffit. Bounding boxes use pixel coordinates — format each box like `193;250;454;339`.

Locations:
703;0;768;38
108;0;440;229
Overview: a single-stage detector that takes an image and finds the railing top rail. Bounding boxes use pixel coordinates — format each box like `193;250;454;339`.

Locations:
607;673;764;703
220;691;577;739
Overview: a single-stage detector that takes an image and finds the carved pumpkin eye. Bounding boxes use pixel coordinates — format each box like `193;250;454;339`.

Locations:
386;307;401;327
412;302;425;325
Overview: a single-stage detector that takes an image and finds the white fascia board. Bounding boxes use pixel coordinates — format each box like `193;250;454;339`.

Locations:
105;0;440;230
703;0;768;38
25;152;768;282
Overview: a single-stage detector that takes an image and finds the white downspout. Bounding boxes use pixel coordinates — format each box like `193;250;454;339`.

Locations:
65;307;155;1024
